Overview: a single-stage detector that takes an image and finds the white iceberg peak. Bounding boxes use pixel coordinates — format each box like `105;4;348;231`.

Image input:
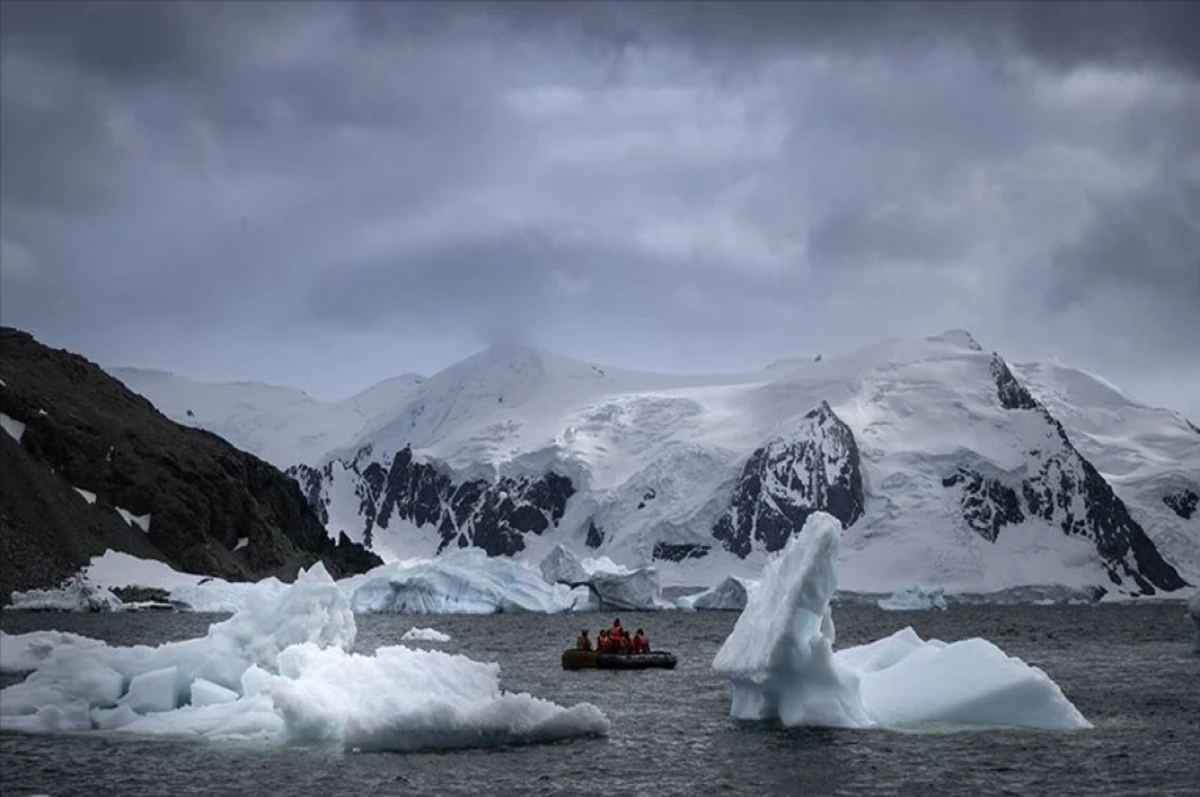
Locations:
713;512;1091;731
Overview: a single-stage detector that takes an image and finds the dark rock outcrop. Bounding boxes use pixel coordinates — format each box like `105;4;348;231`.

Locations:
585;521;605;549
0;327;381;604
652;542;711;562
1163;489;1198;520
942;469;1023;543
712;401;865;557
290;445;576;557
945;355;1190;595
991;354;1040;411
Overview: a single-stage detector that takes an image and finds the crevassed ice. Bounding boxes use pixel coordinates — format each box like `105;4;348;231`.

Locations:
712;512;1092;731
0;562;609;750
351;549;579;614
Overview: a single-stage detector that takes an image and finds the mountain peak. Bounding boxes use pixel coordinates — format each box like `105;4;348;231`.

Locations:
928;329;984;352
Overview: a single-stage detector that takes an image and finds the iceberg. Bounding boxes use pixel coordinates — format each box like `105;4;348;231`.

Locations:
401;627;451;643
712;512;1091;731
539;545;591;585
676;576;757;611
878;585;948;611
7;577;125;613
589;568;671;610
1;562;609;750
537;544;671;610
1;630;107;673
79;550;285;613
350;549;577;614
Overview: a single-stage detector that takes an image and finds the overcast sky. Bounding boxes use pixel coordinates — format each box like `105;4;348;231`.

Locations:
2;1;1197;417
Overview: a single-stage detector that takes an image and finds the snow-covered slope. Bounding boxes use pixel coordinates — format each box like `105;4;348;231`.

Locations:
284;331;1195;597
108;367;424;468
1013;361;1200;585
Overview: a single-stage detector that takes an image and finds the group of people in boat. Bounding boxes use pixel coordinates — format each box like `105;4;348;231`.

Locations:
575;617;651;655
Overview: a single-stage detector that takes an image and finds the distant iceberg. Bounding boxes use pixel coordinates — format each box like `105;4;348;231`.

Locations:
676;576;757;611
400;627;451;643
0;562;609;750
350;549;578;614
537;544;672;610
712;512;1091;730
7;577;125;613
878;585;948;611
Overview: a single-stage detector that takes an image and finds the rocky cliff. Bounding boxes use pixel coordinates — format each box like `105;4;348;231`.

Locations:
0;327;381;604
938;356;1187;594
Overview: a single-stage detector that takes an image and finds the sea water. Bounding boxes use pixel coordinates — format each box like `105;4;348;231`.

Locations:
2;603;1195;796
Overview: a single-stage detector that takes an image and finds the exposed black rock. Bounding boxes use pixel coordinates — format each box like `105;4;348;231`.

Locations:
585;520;605;549
0;327;382;605
991;354;1040;411
946;354;1191;595
294;445;577;558
652;542;711;562
1163;489;1199;521
943;469;1023;543
712;401;865;558
637;488;657;510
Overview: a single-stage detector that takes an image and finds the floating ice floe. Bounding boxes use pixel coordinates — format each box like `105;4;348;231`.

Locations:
0;562;609;751
351;549;578;614
400;627;451;643
85;550;284;613
7;578;125;613
676;576;757;611
1;630;107;673
878;585;948;611
537;544;673;610
712;512;1091;731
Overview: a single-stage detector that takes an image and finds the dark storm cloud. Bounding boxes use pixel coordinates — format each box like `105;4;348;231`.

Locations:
1048;177;1200;320
1;1;1198;416
460;1;1200;76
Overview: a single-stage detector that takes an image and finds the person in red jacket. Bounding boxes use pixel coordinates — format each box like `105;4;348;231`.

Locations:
632;628;648;654
596;629;610;653
608;617;621;642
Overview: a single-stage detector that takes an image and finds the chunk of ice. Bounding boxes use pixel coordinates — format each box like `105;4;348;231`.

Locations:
401;627;451;642
713;512;1091;731
0;560;609;751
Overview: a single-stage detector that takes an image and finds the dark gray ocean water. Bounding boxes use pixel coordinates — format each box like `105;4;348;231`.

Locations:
2;603;1197;796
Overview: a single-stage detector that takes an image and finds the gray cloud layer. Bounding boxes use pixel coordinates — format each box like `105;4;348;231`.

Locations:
2;1;1197;416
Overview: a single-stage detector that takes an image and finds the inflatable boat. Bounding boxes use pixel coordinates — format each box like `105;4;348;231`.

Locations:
561;649;678;670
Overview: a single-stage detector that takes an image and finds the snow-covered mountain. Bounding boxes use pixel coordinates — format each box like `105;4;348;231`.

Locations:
113;332;1199;598
108;367;425;468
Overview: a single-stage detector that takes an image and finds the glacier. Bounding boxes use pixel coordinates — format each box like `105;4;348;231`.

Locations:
712;512;1092;730
260;333;1197;598
110;333;1199;598
0;562;609;750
